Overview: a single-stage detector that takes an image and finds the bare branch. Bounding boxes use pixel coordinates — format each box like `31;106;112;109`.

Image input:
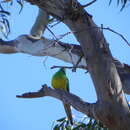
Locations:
46;26;58;40
102;27;130;47
0;35;130;95
30;8;49;38
49;20;61;28
72;55;84;72
50;65;87;70
55;26;130;48
16;84;95;118
0;39;18;53
81;0;97;8
57;31;75;40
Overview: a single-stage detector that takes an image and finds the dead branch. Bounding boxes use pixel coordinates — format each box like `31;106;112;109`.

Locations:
16;84;95;118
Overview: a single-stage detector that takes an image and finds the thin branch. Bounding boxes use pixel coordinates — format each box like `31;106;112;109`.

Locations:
102;27;130;47
16;84;95;118
72;55;84;72
68;45;75;66
58;31;74;40
42;56;48;69
56;26;130;48
74;26;130;48
81;0;97;8
50;65;87;70
46;26;58;40
49;20;61;28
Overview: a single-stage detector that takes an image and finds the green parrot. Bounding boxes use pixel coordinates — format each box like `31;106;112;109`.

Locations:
51;68;73;125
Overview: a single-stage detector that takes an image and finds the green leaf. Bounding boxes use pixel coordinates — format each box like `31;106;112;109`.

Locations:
98;121;104;128
65;126;72;130
93;120;98;127
73;123;86;130
0;4;4;10
0;10;10;16
59;120;66;128
109;0;112;5
16;0;24;14
117;0;120;5
53;124;60;130
57;117;66;122
86;122;92;129
48;18;55;24
2;18;10;34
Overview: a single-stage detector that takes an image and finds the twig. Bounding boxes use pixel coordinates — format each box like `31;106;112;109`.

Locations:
42;56;48;69
46;26;58;40
58;31;74;40
72;55;84;72
102;27;130;47
68;45;75;66
101;24;103;33
49;21;61;28
74;25;130;47
81;0;97;8
50;65;87;70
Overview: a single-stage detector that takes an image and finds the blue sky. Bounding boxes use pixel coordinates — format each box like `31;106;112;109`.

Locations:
0;0;130;130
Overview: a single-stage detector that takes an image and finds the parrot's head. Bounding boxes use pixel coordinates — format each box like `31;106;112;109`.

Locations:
60;68;66;74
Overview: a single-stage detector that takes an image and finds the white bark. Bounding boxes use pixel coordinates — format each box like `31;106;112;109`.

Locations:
23;0;130;129
15;35;86;66
0;35;130;95
30;9;49;38
1;0;130;128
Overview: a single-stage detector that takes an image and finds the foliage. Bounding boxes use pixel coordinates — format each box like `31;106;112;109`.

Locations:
109;0;130;10
0;0;24;38
0;0;129;129
0;0;129;38
52;117;108;130
0;3;10;38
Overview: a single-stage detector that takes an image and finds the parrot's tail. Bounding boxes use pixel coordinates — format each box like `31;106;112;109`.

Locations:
63;103;73;125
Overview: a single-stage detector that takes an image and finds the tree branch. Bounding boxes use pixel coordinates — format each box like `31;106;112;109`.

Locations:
30;8;49;38
102;27;130;47
50;65;87;71
0;35;86;66
81;0;97;8
0;35;130;95
16;84;95;118
0;39;17;53
24;0;130;129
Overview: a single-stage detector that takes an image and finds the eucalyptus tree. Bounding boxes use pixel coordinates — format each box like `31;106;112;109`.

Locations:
0;0;130;130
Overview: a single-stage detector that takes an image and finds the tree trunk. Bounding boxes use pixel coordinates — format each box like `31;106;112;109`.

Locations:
1;0;130;129
25;0;130;129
